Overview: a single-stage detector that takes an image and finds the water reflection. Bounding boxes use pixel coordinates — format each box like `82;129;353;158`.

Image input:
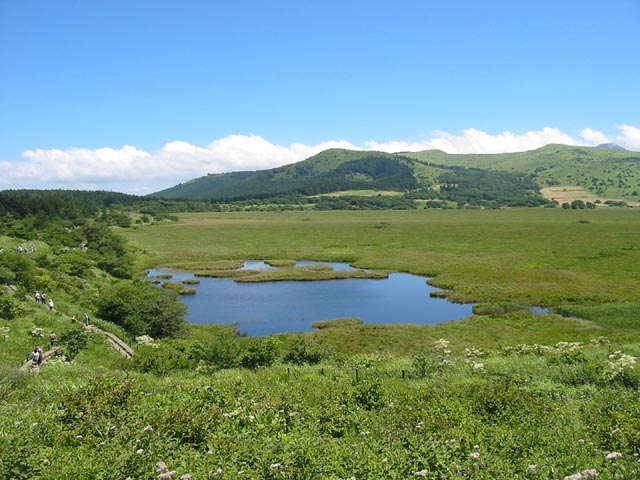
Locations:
148;262;474;336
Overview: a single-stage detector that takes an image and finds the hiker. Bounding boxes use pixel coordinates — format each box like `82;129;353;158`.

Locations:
49;332;57;348
41;293;46;304
35;291;41;303
47;299;54;311
29;346;41;364
30;345;44;365
84;313;90;326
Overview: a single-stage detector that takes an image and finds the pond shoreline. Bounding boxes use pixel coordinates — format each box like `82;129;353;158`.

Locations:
146;260;476;336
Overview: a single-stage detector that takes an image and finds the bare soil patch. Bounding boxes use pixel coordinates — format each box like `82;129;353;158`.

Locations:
541;186;640;207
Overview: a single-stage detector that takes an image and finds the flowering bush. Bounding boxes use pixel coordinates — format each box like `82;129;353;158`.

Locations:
605;351;637;384
30;326;43;338
135;335;159;348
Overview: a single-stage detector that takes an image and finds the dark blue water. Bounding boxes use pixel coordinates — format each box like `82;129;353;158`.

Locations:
148;262;473;336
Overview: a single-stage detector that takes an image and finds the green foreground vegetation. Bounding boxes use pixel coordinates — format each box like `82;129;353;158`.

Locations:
2;205;640;479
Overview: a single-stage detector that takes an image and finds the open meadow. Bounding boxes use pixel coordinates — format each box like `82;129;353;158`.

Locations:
124;208;640;306
3;208;640;479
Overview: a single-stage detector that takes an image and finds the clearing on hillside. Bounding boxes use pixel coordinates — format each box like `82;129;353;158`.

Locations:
541;186;640;207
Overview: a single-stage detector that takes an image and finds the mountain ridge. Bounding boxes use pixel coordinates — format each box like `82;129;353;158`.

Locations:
150;144;640;204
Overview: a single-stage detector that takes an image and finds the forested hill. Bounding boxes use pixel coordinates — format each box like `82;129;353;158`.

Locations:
0;190;141;221
151;150;421;201
150;144;640;204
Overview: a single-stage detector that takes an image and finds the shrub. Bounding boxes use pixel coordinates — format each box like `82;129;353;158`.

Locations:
352;379;384;410
132;345;194;375
58;325;89;360
283;338;326;365
96;281;187;338
240;337;279;369
194;336;244;369
0;289;23;320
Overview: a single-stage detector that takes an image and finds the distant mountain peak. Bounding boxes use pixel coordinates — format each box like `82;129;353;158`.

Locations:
597;143;627;151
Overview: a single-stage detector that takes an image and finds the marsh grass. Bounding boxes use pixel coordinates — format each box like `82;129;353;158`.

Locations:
265;259;297;267
178;287;197;295
234;266;389;282
312;318;364;329
123;209;640;305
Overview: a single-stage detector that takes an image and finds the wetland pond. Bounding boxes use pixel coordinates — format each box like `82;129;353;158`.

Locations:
148;261;474;336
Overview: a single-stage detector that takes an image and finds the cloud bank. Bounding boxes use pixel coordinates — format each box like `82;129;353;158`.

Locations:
1;126;638;194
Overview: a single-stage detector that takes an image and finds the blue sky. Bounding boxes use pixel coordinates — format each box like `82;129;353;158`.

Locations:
1;0;639;193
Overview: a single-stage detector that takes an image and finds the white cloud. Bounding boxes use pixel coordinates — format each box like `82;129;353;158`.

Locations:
580;128;610;145
1;135;360;194
1;127;637;194
366;127;582;154
616;124;640;150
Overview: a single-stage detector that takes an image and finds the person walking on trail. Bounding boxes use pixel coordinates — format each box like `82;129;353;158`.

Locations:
41;293;46;304
34;291;41;303
49;332;57;348
47;299;54;311
84;313;90;326
30;345;44;366
29;346;41;365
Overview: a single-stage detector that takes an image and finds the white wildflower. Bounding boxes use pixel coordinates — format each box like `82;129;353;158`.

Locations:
563;474;582;480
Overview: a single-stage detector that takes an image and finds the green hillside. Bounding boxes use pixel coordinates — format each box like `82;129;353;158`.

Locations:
150;149;549;208
405;144;640;200
152;150;421;201
155;171;255;200
150;144;640;208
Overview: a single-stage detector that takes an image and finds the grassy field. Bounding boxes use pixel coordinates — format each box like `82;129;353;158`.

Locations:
4;208;640;479
124;209;640;306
